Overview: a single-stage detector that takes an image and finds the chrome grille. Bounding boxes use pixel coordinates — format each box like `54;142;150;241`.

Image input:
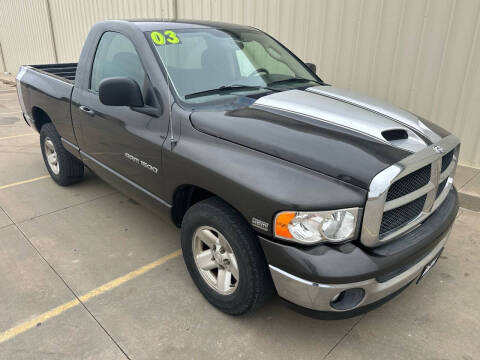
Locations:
441;150;454;172
361;135;460;247
380;195;427;235
386;165;431;201
436;178;448;199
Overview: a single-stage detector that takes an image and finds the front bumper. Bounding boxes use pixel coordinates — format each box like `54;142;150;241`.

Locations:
270;230;448;317
260;188;458;318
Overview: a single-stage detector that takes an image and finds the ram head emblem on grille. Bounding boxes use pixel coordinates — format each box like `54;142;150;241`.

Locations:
433;145;445;154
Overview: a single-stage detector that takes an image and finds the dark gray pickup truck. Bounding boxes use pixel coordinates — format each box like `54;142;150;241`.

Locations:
16;19;460;318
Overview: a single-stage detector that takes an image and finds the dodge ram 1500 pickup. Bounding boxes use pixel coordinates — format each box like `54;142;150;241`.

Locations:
16;20;460;318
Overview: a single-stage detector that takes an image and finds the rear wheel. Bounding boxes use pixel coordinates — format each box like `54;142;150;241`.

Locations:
40;123;84;186
181;197;274;315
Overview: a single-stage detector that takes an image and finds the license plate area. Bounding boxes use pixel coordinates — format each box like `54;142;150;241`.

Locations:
416;248;444;284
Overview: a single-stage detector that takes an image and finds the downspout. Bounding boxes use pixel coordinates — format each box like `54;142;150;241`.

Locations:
0;41;6;73
171;0;178;20
45;0;59;63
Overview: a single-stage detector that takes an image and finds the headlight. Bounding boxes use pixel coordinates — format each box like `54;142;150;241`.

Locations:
274;208;361;245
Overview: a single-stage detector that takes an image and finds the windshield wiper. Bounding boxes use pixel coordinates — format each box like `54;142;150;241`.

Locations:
185;84;272;99
267;77;323;87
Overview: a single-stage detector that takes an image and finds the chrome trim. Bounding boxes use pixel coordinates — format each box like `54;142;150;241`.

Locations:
434;177;454;208
423;158;440;212
269;230;450;312
440;159;456;181
361;135;460;247
383;183;434;212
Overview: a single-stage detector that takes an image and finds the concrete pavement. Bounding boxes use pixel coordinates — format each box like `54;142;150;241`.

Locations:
0;79;479;359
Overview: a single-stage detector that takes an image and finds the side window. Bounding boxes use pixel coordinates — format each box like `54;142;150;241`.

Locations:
90;32;146;93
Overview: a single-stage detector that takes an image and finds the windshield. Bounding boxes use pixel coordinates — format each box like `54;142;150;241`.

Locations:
148;28;320;104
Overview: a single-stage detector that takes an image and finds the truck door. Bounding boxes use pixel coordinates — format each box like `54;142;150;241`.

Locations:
71;31;169;197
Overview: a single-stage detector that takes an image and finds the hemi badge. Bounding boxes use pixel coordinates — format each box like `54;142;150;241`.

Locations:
252;218;269;231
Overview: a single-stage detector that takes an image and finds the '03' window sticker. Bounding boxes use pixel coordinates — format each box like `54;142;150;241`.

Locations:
150;30;181;45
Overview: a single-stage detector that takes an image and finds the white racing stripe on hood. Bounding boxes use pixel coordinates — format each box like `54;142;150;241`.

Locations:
306;86;442;143
253;88;435;153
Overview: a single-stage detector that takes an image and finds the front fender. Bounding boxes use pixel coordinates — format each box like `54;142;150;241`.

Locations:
163;116;367;238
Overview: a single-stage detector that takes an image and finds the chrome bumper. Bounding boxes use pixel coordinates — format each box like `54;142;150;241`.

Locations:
269;230;450;312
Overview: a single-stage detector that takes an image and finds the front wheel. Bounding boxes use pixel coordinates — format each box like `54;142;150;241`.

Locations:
181;197;274;315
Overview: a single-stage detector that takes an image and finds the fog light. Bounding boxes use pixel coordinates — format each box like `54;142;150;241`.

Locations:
330;288;365;311
330;292;341;302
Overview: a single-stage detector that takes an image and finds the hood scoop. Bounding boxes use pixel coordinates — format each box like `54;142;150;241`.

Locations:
382;129;408;141
381;129;423;151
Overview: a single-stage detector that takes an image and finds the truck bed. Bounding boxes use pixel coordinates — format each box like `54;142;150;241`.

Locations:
17;62;78;144
29;63;77;82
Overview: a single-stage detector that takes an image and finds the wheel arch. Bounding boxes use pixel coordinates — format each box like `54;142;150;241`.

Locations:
171;184;216;227
171;184;253;231
31;106;53;132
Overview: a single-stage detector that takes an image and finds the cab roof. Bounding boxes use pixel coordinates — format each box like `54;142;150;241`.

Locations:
123;19;255;32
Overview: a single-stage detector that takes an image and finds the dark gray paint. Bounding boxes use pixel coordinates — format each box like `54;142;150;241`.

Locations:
16;20;458;306
17;19;370;239
260;189;458;284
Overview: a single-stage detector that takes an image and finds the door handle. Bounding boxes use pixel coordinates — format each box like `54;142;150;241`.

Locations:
79;105;95;116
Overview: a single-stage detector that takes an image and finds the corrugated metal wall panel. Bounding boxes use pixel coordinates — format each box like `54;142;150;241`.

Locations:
49;0;174;63
176;0;480;167
0;0;478;166
0;0;56;73
456;16;480;167
0;42;6;72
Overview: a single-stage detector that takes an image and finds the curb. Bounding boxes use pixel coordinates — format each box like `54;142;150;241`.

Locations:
0;77;16;86
458;192;480;212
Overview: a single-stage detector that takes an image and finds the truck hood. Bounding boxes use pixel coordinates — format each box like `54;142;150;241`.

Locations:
190;86;447;189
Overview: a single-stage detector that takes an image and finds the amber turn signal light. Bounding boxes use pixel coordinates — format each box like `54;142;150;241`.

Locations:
274;212;295;239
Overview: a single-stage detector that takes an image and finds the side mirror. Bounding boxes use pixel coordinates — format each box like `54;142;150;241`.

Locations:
99;77;144;107
305;63;316;74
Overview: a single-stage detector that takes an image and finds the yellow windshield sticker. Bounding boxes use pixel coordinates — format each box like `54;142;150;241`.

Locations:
151;30;181;45
151;31;165;45
164;30;180;44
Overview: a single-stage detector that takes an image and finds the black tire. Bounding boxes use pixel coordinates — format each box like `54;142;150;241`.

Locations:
181;197;274;315
40;123;84;186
